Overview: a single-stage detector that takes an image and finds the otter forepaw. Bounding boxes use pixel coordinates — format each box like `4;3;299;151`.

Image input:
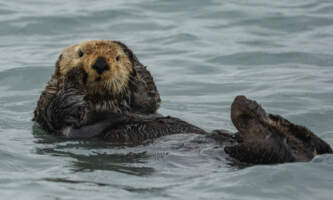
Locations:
63;67;86;92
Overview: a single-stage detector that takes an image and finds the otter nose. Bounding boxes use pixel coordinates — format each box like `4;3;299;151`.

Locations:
92;57;110;75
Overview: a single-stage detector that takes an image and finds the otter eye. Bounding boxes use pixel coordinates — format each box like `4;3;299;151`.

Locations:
78;50;84;58
116;55;120;62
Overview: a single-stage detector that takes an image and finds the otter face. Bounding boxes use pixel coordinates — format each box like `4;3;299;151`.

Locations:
57;40;134;96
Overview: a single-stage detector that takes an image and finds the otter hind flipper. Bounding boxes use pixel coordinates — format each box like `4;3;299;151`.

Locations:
267;113;333;156
228;95;332;164
225;134;296;164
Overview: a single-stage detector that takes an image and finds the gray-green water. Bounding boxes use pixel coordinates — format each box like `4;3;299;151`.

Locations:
1;0;333;199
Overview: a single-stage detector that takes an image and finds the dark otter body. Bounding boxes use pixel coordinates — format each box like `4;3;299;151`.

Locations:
34;67;332;164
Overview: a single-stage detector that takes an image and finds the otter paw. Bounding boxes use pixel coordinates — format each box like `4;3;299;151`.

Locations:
64;67;86;92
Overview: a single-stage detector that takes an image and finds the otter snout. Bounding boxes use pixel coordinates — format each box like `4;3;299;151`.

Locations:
92;57;110;75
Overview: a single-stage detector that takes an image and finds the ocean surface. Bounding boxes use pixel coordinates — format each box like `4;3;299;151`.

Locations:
0;0;333;199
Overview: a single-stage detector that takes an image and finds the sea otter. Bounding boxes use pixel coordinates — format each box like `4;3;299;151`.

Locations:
33;40;332;164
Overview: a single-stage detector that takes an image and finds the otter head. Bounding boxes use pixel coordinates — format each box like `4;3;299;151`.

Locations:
55;40;160;113
56;40;136;98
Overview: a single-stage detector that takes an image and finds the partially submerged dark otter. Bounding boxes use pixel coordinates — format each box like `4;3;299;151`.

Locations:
33;40;332;164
